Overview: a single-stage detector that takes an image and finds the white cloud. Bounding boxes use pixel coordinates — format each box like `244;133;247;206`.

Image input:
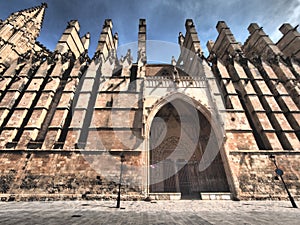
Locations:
1;0;299;55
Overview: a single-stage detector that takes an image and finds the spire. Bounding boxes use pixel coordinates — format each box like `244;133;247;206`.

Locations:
207;21;242;63
19;3;47;43
184;19;202;53
3;3;47;31
0;2;47;42
81;32;90;51
94;19;116;59
138;19;146;64
55;20;88;59
31;3;47;34
0;3;47;66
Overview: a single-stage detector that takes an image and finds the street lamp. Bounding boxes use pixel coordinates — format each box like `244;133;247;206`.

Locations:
116;152;125;208
269;155;298;208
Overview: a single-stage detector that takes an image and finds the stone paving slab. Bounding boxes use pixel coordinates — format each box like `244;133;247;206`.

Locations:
0;200;299;225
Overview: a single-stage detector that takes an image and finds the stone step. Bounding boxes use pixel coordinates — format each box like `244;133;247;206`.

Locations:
149;193;182;200
200;192;232;200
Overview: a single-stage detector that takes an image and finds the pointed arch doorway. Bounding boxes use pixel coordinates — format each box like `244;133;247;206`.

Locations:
149;98;230;199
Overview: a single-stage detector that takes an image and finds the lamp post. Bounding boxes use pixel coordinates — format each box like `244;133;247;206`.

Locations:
269;155;298;208
116;152;125;208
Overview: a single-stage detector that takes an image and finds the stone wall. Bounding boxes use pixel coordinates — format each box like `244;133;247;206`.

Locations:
0;4;299;201
228;152;300;200
0;151;145;201
208;21;300;200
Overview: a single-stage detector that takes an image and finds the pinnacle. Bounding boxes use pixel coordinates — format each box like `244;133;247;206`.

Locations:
41;3;48;8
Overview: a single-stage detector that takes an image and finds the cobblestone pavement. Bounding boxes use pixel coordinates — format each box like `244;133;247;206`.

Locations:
0;200;299;225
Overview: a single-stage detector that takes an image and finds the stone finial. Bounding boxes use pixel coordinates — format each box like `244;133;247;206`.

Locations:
206;40;215;53
113;32;118;48
113;32;118;41
67;20;80;31
216;21;228;33
139;18;146;33
279;23;294;35
138;18;147;65
104;19;113;29
81;32;90;50
171;56;176;66
248;23;261;34
178;32;185;46
185;19;194;29
41;2;48;8
183;19;202;53
139;19;146;26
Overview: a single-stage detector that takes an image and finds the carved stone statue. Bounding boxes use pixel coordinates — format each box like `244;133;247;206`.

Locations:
178;32;185;46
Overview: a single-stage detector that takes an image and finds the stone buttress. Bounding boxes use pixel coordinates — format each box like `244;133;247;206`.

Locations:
207;21;300;199
0;3;299;201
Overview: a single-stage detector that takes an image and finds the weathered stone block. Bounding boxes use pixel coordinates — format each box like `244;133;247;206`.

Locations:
256;112;273;130
6;109;28;128
228;95;243;110
69;109;86;128
264;132;283;150
0;109;9;126
0;78;12;92
63;130;81;149
225;112;251;130
63;78;79;91
273;113;292;131
17;92;36;109
42;130;61;149
225;132;259;150
284;132;300;150
27;78;44;91
99;78;130;92
86;130;143;150
91;109;142;128
256;80;272;95
0;130;17;148
43;78;60;91
26;109;48;128
75;93;90;109
49;109;68;128
243;82;256;94
57;92;74;108
264;96;281;111
35;92;54;109
248;96;264;111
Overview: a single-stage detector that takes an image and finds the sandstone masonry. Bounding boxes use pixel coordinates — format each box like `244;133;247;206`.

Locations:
0;3;299;201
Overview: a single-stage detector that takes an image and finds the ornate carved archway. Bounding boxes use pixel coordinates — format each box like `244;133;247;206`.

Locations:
148;98;230;198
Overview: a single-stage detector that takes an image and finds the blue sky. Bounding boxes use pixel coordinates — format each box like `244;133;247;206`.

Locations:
0;0;299;57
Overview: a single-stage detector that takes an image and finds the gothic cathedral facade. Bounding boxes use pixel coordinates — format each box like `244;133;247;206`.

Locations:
0;3;299;201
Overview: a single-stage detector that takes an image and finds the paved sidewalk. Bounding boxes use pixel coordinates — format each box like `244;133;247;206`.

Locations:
0;200;299;224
